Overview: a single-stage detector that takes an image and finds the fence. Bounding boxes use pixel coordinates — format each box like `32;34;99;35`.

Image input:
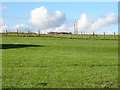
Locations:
1;30;119;40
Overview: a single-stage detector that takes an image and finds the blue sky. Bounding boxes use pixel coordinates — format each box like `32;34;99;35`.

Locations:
1;2;118;34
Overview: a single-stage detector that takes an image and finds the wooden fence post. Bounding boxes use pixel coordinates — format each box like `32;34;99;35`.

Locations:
114;32;115;39
81;32;83;39
114;32;115;35
93;32;94;35
38;30;40;36
71;33;72;39
93;32;95;39
6;30;7;33
104;32;105;39
28;30;29;34
6;30;7;35
17;30;19;35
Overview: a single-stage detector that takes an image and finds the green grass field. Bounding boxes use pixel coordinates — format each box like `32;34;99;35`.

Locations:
1;35;118;88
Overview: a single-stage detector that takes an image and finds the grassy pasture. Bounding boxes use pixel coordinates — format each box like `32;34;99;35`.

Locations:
1;34;118;88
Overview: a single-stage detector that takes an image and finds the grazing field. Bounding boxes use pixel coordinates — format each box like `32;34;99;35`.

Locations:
1;35;118;88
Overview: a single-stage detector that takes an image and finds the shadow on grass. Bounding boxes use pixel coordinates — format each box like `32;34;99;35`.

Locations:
0;44;45;49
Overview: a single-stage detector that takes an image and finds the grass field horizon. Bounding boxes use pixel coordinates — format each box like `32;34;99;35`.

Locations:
1;34;118;88
1;33;119;40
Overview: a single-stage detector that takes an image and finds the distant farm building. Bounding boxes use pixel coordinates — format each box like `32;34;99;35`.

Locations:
48;32;72;34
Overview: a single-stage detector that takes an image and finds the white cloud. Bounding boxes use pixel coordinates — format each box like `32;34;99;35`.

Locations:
0;25;8;33
0;7;117;34
0;18;6;33
42;24;73;34
107;30;115;34
77;13;94;31
29;6;66;29
0;24;39;33
11;24;33;32
77;13;117;32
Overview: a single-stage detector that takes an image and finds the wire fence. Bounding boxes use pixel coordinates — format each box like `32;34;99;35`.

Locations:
1;30;119;40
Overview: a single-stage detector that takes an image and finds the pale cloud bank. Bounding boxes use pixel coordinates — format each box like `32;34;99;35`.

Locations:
29;6;66;29
77;13;117;32
0;6;118;34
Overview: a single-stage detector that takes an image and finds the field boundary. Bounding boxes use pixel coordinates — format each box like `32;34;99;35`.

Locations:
0;32;119;40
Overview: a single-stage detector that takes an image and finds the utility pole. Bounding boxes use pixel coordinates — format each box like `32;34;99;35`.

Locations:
73;20;78;34
75;20;78;34
38;30;40;36
73;21;76;34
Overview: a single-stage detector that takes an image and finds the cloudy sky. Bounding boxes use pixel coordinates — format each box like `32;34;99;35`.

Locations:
0;2;118;34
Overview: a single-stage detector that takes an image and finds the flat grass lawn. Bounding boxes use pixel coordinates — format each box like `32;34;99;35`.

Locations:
1;36;118;88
